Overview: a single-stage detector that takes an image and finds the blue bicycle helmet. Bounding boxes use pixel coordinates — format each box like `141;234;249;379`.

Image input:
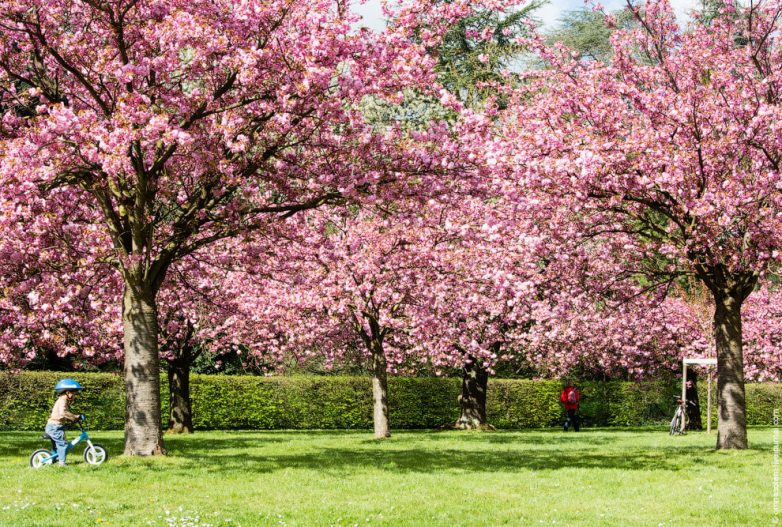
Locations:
54;379;83;394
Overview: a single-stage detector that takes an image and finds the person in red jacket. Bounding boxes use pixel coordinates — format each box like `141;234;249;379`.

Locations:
560;380;580;432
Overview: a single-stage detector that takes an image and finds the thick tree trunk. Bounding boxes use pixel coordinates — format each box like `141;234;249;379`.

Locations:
714;293;747;449
167;349;193;434
685;369;702;431
455;358;488;429
122;287;166;455
371;341;390;439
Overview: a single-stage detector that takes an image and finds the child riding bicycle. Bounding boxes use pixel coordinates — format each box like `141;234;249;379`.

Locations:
45;379;85;466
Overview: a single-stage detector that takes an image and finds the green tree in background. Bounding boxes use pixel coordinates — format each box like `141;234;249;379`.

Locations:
436;2;543;107
546;7;636;63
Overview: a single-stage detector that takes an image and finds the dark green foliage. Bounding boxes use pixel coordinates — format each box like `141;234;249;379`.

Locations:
436;3;542;106
696;381;782;429
699;0;733;25
546;8;637;63
0;372;778;430
744;384;782;425
487;379;562;427
580;380;681;426
390;377;461;428
0;372;125;431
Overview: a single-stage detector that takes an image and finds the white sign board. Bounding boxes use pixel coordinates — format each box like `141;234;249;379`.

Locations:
683;358;718;366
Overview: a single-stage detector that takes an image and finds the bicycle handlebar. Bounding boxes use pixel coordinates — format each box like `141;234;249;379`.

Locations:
675;398;697;406
74;415;88;431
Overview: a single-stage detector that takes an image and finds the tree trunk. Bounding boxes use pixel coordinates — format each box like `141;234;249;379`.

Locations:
713;293;747;449
122;287;166;455
371;340;390;439
455;358;488;429
167;349;193;434
685;369;702;431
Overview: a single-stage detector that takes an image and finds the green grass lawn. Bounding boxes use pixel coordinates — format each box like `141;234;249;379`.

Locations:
0;427;774;526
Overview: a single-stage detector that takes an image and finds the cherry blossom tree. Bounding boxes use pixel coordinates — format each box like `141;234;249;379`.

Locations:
224;185;518;436
0;0;496;454
506;0;782;448
0;191;121;368
0;202;276;433
743;284;782;382
419;198;547;429
236;207;453;439
156;255;267;434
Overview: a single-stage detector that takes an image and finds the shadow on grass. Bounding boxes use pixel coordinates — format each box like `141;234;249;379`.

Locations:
0;428;764;475
0;432;127;461
153;429;728;476
166;445;714;476
402;429;634;446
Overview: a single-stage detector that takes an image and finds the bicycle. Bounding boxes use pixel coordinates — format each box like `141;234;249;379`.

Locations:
29;416;108;467
669;398;696;436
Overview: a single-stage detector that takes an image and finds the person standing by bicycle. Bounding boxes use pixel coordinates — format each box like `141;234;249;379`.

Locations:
560;380;580;432
45;379;84;466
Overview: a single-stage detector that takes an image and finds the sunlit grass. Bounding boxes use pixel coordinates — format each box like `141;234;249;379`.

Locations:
0;428;774;526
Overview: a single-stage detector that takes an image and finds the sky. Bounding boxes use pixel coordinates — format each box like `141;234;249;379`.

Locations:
353;0;703;32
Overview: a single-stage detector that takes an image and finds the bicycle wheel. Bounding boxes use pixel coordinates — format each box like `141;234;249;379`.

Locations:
30;449;54;468
83;444;108;466
670;409;682;435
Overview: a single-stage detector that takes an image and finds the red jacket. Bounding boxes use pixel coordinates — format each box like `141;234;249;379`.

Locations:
561;387;579;410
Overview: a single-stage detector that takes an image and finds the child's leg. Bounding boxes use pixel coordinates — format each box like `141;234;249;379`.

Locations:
44;423;68;465
565;409;577;431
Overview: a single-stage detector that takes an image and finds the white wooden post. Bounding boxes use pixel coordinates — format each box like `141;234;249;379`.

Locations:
682;358;717;435
681;361;688;434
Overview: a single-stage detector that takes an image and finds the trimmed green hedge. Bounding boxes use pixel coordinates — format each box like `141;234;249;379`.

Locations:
0;372;778;431
188;376;461;430
0;372;125;431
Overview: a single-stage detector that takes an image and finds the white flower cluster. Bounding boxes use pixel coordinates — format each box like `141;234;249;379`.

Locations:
159;507;221;527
